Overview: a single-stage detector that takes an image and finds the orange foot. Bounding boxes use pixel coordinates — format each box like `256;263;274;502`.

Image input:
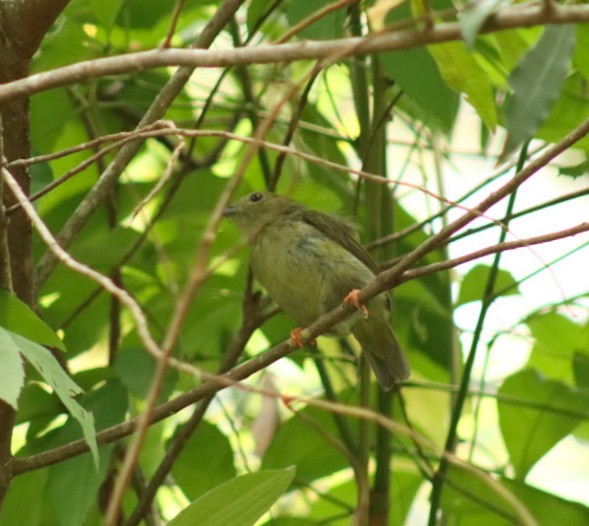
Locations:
344;289;369;319
290;328;316;347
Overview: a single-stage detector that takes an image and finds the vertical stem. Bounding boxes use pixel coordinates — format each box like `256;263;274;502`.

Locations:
427;142;530;525
356;357;371;526
347;7;376;525
0;116;12;292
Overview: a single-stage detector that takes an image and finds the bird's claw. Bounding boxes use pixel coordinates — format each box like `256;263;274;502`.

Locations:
344;289;369;319
290;327;316;347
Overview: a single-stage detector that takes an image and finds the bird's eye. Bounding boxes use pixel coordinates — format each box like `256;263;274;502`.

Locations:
250;192;263;202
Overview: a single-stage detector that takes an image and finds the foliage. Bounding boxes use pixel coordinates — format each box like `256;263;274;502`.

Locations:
0;0;588;525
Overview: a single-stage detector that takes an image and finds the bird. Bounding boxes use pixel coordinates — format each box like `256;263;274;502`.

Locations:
223;191;410;390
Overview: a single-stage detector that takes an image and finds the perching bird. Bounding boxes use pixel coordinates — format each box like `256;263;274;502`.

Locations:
223;191;410;390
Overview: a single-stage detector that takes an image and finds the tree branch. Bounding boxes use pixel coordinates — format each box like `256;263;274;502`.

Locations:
12;115;589;477
0;4;588;107
33;0;247;291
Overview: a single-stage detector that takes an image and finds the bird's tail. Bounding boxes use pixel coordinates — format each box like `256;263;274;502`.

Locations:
353;322;410;391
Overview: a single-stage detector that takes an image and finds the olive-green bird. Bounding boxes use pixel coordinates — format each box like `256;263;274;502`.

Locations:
223;191;410;390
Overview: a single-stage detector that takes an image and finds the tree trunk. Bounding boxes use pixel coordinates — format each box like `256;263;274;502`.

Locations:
0;0;72;511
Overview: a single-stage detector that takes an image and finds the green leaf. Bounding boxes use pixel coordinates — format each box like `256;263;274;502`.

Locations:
459;0;509;49
309;466;422;525
0;289;65;350
115;346;177;400
498;369;589;479
534;73;589;150
262;407;350;483
49;449;109;526
441;465;589;526
381;47;459;132
9;331;99;468
503;24;576;156
285;1;345;40
441;465;529;525
456;264;519;306
15;383;61;424
558;159;589;178
0;469;49;526
168;468;296;526
573;350;589;389
503;478;589;526
172;421;236;499
526;311;589;383
91;0;124;30
47;380;127;526
428;40;497;130
261;519;317;526
573;24;589;80
492;29;531;73
0;329;25;409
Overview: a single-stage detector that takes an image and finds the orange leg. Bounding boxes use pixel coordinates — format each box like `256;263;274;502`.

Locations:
290;327;305;348
344;289;368;318
290;327;316;347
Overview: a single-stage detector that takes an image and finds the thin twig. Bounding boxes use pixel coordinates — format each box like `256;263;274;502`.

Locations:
33;0;248;293
398;223;589;284
275;0;359;44
1;166;191;370
161;0;186;48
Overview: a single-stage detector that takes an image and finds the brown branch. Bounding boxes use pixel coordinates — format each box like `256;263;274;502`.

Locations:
0;0;70;58
0;117;11;292
399;223;589;283
102;3;248;523
161;0;186;49
12;116;589;477
124;279;267;526
1;4;588;107
33;0;247;293
275;0;359;44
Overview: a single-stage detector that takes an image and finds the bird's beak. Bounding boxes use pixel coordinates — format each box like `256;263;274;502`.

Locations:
222;206;237;217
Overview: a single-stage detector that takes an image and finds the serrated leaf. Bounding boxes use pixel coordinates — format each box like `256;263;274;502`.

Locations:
0;289;65;350
456;264;519;306
0;329;25;408
459;0;510;49
428;40;497;130
502;24;576;157
168;468;296;526
558;159;589;178
498;369;589;479
8;330;99;468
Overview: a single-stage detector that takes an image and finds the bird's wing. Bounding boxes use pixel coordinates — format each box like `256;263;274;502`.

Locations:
300;209;379;274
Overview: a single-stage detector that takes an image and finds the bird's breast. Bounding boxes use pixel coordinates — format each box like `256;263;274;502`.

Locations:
250;220;375;330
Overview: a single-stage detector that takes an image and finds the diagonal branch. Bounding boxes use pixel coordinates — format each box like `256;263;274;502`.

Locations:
33;0;247;291
12;115;589;478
